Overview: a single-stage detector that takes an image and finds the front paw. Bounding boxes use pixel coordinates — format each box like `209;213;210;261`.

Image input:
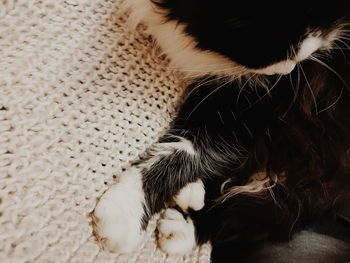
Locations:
92;167;146;254
158;208;197;255
174;179;205;212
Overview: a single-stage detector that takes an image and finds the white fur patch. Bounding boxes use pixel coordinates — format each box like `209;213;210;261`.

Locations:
245;33;334;76
158;137;196;156
158;209;197;255
124;0;341;78
136;137;197;172
93;167;146;253
174;179;205;212
296;35;324;61
124;0;247;79
253;60;296;75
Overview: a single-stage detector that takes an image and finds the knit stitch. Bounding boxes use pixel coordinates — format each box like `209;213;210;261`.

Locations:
0;0;211;262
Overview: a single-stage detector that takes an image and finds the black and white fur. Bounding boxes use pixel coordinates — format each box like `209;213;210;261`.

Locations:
93;1;350;262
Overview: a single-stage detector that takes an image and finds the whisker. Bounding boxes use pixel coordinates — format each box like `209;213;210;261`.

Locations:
312;52;331;61
338;36;350;41
187;79;232;118
291;45;298;59
236;74;256;104
186;75;230;98
186;75;216;95
335;38;350;50
308;56;348;114
288;201;302;240
331;47;350;50
238;74;283;113
282;69;300;118
318;86;343;114
309;56;350;91
328;42;346;60
298;63;319;115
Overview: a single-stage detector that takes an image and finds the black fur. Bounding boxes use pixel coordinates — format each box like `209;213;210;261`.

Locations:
130;1;350;262
152;0;350;69
135;47;350;261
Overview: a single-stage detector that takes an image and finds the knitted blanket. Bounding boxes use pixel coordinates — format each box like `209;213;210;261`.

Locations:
0;0;211;262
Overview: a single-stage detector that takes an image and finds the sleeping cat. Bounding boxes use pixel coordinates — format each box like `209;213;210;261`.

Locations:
93;0;350;262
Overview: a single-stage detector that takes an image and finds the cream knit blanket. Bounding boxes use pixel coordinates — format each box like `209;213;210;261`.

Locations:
0;0;211;262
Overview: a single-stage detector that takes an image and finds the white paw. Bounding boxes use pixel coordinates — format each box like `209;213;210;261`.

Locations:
174;179;205;212
158;208;196;255
93;167;146;254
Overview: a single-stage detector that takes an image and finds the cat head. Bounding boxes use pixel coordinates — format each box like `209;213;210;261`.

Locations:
126;0;350;78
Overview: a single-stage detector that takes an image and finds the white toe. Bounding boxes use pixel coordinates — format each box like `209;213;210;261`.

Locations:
158;209;196;255
174;179;205;212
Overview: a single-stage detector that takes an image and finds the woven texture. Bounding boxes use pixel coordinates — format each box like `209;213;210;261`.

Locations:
0;0;211;262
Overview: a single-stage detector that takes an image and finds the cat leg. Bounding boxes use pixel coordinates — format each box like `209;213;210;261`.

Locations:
93;136;201;253
93;77;247;254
